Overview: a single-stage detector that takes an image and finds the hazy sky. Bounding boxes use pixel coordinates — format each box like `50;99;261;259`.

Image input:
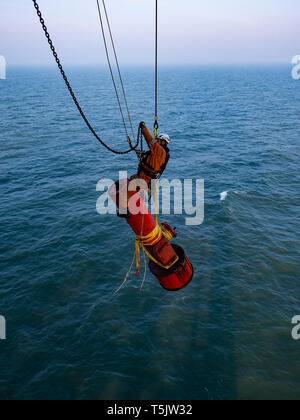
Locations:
1;0;299;65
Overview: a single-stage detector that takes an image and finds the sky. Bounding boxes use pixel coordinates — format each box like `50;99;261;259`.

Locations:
0;0;299;66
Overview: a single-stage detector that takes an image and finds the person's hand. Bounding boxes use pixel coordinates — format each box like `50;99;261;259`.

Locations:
139;121;146;129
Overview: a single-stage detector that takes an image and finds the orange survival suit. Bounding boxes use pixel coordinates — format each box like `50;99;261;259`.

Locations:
131;124;170;187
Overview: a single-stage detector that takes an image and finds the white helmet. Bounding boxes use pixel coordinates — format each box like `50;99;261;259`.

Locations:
157;133;171;144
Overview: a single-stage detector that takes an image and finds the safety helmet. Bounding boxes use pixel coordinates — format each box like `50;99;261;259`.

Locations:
157;133;171;144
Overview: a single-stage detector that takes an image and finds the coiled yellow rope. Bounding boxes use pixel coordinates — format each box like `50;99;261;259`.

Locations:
135;224;178;275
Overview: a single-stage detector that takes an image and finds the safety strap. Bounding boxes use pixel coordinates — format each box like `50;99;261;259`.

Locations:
139;146;170;180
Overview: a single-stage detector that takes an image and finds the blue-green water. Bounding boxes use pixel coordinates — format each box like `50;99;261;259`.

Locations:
0;66;300;400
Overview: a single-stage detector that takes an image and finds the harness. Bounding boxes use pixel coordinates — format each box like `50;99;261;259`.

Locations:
138;145;170;181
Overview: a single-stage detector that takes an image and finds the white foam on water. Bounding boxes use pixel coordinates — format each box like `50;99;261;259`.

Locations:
233;190;248;196
220;191;228;201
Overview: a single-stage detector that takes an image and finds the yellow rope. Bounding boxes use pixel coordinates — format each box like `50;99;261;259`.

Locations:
137;224;161;246
135;224;178;274
136;224;161;274
138;241;179;271
152;179;173;241
135;180;178;276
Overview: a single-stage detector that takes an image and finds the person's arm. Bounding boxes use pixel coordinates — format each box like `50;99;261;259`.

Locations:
139;122;155;151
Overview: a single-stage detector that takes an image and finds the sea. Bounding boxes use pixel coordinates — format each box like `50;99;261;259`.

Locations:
0;65;299;400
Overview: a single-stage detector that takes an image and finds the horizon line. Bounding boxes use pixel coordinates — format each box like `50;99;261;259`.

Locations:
5;62;292;68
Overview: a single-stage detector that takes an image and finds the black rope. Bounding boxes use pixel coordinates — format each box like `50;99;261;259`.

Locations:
154;0;159;136
137;126;144;159
32;0;138;155
155;0;158;119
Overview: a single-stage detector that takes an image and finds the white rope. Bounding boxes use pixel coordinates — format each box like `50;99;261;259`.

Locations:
114;248;136;295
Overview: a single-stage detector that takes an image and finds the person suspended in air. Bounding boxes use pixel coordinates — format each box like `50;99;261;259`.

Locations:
118;122;171;215
130;121;171;189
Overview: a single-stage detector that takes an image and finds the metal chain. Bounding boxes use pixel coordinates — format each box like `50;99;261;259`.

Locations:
32;0;138;155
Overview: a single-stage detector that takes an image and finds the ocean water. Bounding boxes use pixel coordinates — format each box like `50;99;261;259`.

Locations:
0;65;299;400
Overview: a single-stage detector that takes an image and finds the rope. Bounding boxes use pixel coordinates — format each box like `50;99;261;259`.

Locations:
155;0;158;120
32;0;138;155
154;0;159;138
135;200;179;272
114;248;136;295
136;227;179;270
100;0;135;140
139;211;147;289
140;248;147;291
116;187;177;292
96;0;135;142
152;179;174;242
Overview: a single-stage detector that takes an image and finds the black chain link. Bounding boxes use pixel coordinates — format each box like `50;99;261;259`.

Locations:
32;0;138;155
